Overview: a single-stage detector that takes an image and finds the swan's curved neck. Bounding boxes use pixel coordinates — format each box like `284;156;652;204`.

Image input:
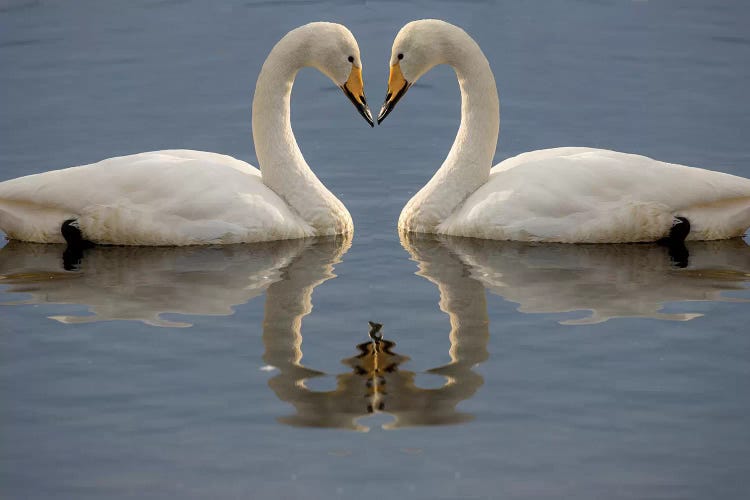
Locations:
401;30;499;231
252;34;348;231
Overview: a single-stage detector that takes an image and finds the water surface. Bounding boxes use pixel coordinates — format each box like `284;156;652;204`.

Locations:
2;1;750;498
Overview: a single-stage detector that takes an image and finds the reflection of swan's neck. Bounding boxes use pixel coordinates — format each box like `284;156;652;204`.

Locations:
262;237;351;376
252;32;350;232
423;252;489;371
400;29;500;232
263;243;328;369
402;234;489;372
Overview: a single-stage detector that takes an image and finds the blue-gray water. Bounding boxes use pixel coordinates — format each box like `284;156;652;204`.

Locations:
2;1;750;498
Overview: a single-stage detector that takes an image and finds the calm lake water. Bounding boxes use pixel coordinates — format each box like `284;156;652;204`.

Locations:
2;0;750;498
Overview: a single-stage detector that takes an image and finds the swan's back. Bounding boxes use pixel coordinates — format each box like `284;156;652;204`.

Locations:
440;148;750;242
0;150;313;245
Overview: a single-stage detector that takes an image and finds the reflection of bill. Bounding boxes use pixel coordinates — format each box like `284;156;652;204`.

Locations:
264;235;489;431
0;237;346;327
433;235;750;324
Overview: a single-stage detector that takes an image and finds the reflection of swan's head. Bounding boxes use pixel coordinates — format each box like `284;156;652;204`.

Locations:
378;19;475;123
282;22;372;126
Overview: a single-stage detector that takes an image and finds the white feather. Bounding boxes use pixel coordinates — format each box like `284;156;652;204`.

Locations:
0;23;359;246
393;20;750;242
441;148;750;242
0;150;315;245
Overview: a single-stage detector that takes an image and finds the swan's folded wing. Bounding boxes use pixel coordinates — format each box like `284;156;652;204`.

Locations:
440;148;750;242
0;150;313;244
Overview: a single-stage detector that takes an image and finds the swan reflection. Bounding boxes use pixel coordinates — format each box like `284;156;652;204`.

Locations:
414;234;750;324
0;238;345;327
1;234;488;430
4;232;745;430
263;234;489;431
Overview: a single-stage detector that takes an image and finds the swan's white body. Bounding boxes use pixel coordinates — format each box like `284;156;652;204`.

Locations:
0;151;317;244
390;20;750;242
0;23;360;245
440;148;750;242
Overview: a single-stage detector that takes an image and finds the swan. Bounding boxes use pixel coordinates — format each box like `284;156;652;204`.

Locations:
0;22;373;246
378;19;750;243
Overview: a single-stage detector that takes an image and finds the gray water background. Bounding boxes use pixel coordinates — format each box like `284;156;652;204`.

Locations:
1;0;750;498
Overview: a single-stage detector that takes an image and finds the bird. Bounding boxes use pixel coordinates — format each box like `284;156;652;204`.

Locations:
377;19;750;243
0;22;373;247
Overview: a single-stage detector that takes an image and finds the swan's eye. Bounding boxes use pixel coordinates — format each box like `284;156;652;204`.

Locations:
397;53;404;60
348;56;354;63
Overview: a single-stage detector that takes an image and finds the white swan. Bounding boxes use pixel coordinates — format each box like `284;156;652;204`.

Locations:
0;22;373;246
378;19;750;243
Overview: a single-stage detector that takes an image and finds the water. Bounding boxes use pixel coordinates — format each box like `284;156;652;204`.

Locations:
2;0;750;498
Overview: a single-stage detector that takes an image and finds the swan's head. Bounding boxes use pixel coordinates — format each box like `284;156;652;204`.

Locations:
378;20;467;124
292;22;373;126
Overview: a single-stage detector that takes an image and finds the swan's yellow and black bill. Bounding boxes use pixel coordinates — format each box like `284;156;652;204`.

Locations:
377;63;411;124
341;66;374;127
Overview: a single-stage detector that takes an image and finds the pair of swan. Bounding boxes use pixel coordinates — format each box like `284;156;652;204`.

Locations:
1;20;749;246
